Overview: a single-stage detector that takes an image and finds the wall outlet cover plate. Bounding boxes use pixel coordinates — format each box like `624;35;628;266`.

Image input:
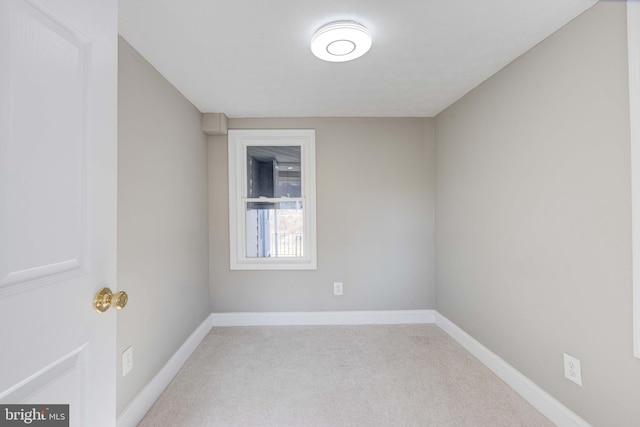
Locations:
563;352;582;386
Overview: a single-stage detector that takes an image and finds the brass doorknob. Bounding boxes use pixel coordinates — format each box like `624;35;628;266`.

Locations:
93;287;129;313
113;291;128;310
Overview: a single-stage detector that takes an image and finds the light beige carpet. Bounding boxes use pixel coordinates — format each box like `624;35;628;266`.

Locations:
138;324;553;426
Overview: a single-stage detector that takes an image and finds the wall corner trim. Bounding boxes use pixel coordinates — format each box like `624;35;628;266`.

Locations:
116;314;214;427
627;0;640;360
202;112;228;135
435;312;591;427
210;309;436;326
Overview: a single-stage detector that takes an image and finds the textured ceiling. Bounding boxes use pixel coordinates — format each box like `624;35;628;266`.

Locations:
119;0;597;118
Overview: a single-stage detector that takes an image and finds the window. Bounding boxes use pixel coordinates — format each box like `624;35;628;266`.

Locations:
228;129;317;270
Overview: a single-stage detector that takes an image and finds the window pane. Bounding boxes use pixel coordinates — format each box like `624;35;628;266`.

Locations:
246;146;301;198
245;201;304;258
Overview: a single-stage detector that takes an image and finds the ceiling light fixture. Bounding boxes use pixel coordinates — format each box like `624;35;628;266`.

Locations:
311;21;372;63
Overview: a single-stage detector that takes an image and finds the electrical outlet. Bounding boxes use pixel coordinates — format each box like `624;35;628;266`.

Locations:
333;282;343;296
123;346;134;377
563;353;582;386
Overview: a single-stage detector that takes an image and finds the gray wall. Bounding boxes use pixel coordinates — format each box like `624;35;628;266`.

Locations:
209;117;435;312
435;3;640;426
117;38;210;415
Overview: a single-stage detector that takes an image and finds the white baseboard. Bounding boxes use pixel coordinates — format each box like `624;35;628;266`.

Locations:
116;314;213;427
117;310;590;427
435;312;591;427
211;309;435;326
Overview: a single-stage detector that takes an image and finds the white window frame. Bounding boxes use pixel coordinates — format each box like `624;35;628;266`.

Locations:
228;129;317;270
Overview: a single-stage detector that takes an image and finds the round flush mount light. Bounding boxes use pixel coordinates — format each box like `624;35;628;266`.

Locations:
311;21;372;62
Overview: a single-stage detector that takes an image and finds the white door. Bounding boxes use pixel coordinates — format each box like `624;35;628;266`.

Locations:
0;0;118;425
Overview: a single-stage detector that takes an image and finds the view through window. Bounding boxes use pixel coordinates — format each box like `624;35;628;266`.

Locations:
245;145;303;258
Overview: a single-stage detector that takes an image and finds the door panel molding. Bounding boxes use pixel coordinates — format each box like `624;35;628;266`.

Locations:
0;0;92;296
0;344;87;427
